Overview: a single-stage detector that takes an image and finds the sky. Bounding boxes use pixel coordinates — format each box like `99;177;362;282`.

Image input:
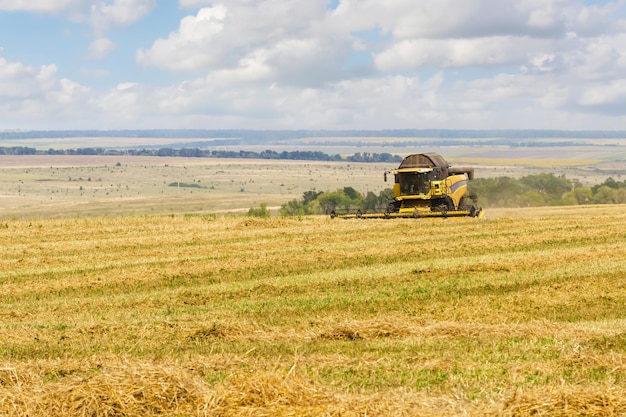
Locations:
1;0;626;131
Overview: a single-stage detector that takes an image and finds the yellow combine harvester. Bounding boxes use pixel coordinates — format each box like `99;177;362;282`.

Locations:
331;152;483;219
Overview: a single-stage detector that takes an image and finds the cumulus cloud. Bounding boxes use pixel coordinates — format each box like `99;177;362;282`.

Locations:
374;37;548;72
328;0;567;40
137;5;229;71
89;0;156;35
93;0;352;127
578;79;626;114
565;34;626;80
136;1;347;87
86;37;116;60
4;0;626;130
0;0;82;13
0;0;155;33
178;0;213;7
0;57;91;127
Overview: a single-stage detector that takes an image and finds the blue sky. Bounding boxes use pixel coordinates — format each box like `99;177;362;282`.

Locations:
1;0;626;131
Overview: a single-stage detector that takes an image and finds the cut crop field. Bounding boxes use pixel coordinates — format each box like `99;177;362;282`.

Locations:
1;206;625;416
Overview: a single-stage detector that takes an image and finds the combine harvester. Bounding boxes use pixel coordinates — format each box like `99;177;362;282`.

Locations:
331;152;483;219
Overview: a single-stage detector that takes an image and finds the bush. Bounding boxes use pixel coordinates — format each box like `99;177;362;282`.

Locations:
247;203;270;218
279;200;310;216
280;188;393;216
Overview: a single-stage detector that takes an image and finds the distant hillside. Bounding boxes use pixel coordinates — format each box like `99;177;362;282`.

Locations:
2;129;626;144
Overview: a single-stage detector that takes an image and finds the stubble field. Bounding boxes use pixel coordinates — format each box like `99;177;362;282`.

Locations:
1;205;625;416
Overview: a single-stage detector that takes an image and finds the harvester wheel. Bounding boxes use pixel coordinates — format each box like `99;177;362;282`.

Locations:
444;195;455;211
387;201;400;213
431;196;454;213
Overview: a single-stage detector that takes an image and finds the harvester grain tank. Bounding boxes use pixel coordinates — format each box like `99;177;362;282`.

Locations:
331;152;483;219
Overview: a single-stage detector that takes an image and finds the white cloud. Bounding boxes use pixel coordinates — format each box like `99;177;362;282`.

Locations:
573;0;626;36
0;0;82;13
137;5;229;71
89;0;156;35
178;0;213;7
0;0;156;34
579;79;626;112
86;37;116;60
327;0;568;40
5;0;626;130
79;67;111;78
137;0;340;85
94;82;147;121
565;34;626;80
0;57;91;127
374;37;549;72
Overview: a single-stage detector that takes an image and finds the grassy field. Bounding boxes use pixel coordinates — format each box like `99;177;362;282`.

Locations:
0;156;394;219
1;205;625;416
1;153;624;220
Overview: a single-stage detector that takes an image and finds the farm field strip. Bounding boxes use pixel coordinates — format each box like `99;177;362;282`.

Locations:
2;154;626;220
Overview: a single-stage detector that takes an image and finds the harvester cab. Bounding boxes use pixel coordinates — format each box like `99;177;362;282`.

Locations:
331;152;483;219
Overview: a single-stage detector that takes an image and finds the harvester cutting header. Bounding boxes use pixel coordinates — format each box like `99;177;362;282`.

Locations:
331;152;483;219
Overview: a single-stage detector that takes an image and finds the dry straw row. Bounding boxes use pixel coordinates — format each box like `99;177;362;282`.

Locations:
2;358;625;416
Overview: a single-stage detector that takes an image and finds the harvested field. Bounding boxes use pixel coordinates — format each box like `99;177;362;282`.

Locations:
1;205;625;415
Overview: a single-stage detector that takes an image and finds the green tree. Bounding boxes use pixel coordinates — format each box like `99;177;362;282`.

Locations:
470;177;525;207
593;185;616;204
302;190;322;205
614;189;626;204
316;191;351;213
563;187;593;205
521;190;546;207
592;177;621;193
279;199;308;216
561;191;578;205
520;173;572;205
361;188;394;212
363;191;380;212
342;186;363;202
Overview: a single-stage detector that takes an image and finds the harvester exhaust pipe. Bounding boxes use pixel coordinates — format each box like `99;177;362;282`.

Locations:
449;167;474;180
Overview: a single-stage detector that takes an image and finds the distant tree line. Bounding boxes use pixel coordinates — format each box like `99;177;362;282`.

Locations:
469;174;626;207
0;146;405;163
345;152;402;163
274;173;626;217
211;149;342;161
0;146;37;155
